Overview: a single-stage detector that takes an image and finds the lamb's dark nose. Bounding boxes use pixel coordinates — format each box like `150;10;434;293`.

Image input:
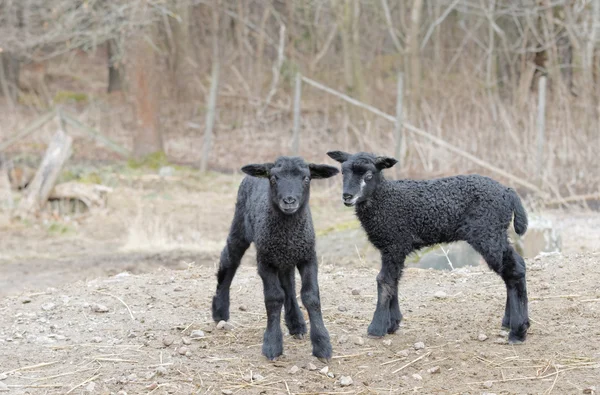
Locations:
283;196;297;205
343;193;353;201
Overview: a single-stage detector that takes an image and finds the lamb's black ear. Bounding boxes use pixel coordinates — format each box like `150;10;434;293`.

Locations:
375;156;398;170
309;164;339;179
241;163;274;178
327;151;350;163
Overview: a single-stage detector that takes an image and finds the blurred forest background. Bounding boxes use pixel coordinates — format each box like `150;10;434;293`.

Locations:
1;0;599;199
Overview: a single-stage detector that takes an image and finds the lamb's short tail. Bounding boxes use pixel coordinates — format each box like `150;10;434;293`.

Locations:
510;189;528;235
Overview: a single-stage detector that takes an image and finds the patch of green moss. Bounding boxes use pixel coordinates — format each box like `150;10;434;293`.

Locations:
127;151;169;170
46;221;74;236
53;90;88;104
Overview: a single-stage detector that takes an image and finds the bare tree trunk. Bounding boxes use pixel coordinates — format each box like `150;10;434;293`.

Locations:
0;52;20;106
107;39;123;93
130;27;164;158
583;0;600;127
350;0;365;100
408;0;423;122
200;0;220;173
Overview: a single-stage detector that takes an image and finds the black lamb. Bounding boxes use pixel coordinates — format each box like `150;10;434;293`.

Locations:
212;156;338;360
327;150;530;344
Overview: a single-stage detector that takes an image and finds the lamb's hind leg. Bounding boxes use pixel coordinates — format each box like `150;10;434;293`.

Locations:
501;246;529;343
212;216;250;322
469;236;529;343
279;269;307;339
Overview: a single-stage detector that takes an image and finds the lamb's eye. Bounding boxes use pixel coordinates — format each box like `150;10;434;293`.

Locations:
365;173;373;181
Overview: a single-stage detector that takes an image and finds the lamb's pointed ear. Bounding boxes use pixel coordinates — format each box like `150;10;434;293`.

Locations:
375;156;398;170
327;151;350;163
309;164;339;179
241;163;274;178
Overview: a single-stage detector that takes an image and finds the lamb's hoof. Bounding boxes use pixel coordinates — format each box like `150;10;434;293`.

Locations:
367;323;387;338
317;357;331;364
508;338;524;345
293;333;305;340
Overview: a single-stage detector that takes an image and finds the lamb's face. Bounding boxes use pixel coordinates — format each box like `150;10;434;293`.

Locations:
340;159;379;206
327;151;398;207
268;159;311;214
241;157;339;215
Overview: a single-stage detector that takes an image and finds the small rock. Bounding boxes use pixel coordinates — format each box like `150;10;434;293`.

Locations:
583;387;596;394
338;335;349;344
178;346;188;355
127;331;137;338
383;339;392;346
239;305;248;311
353;336;364;346
289;365;300;374
146;382;158;390
327;372;335;378
494;338;507;344
427;366;440;374
159;166;175;177
0;373;7;380
90;303;109;313
41;302;56;311
216;320;234;331
190;330;205;339
340;376;353;386
84;382;96;392
478;333;488;342
91;336;102;343
320;366;329;375
338;305;348;312
414;342;426;350
127;373;138;382
117;391;127;395
307;362;317;371
221;390;234;395
396;349;410;357
252;373;264;381
163;337;174;347
351;289;361;295
182;337;191;345
173;286;183;292
22;297;32;304
156;366;168;376
434;291;447;299
498;330;509;337
0;382;7;392
483;380;494;389
412;373;423;381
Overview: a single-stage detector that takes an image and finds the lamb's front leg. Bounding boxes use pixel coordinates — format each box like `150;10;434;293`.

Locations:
258;262;285;360
368;251;405;338
298;257;332;361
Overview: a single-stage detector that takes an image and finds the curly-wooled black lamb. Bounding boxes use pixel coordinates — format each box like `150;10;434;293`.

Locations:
212;156;338;360
327;150;530;344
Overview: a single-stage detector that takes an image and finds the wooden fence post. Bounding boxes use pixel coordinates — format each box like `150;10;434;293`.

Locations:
292;72;302;156
536;75;547;188
394;72;404;177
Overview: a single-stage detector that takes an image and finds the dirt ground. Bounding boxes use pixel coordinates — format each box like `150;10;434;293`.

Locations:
1;167;600;394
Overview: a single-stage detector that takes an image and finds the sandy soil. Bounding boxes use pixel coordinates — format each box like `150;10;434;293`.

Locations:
1;169;599;394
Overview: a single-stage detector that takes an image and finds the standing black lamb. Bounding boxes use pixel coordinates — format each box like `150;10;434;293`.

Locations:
327;151;530;344
212;156;338;360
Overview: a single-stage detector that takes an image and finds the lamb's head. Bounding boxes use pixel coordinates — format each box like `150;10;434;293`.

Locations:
327;151;397;207
242;156;339;214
